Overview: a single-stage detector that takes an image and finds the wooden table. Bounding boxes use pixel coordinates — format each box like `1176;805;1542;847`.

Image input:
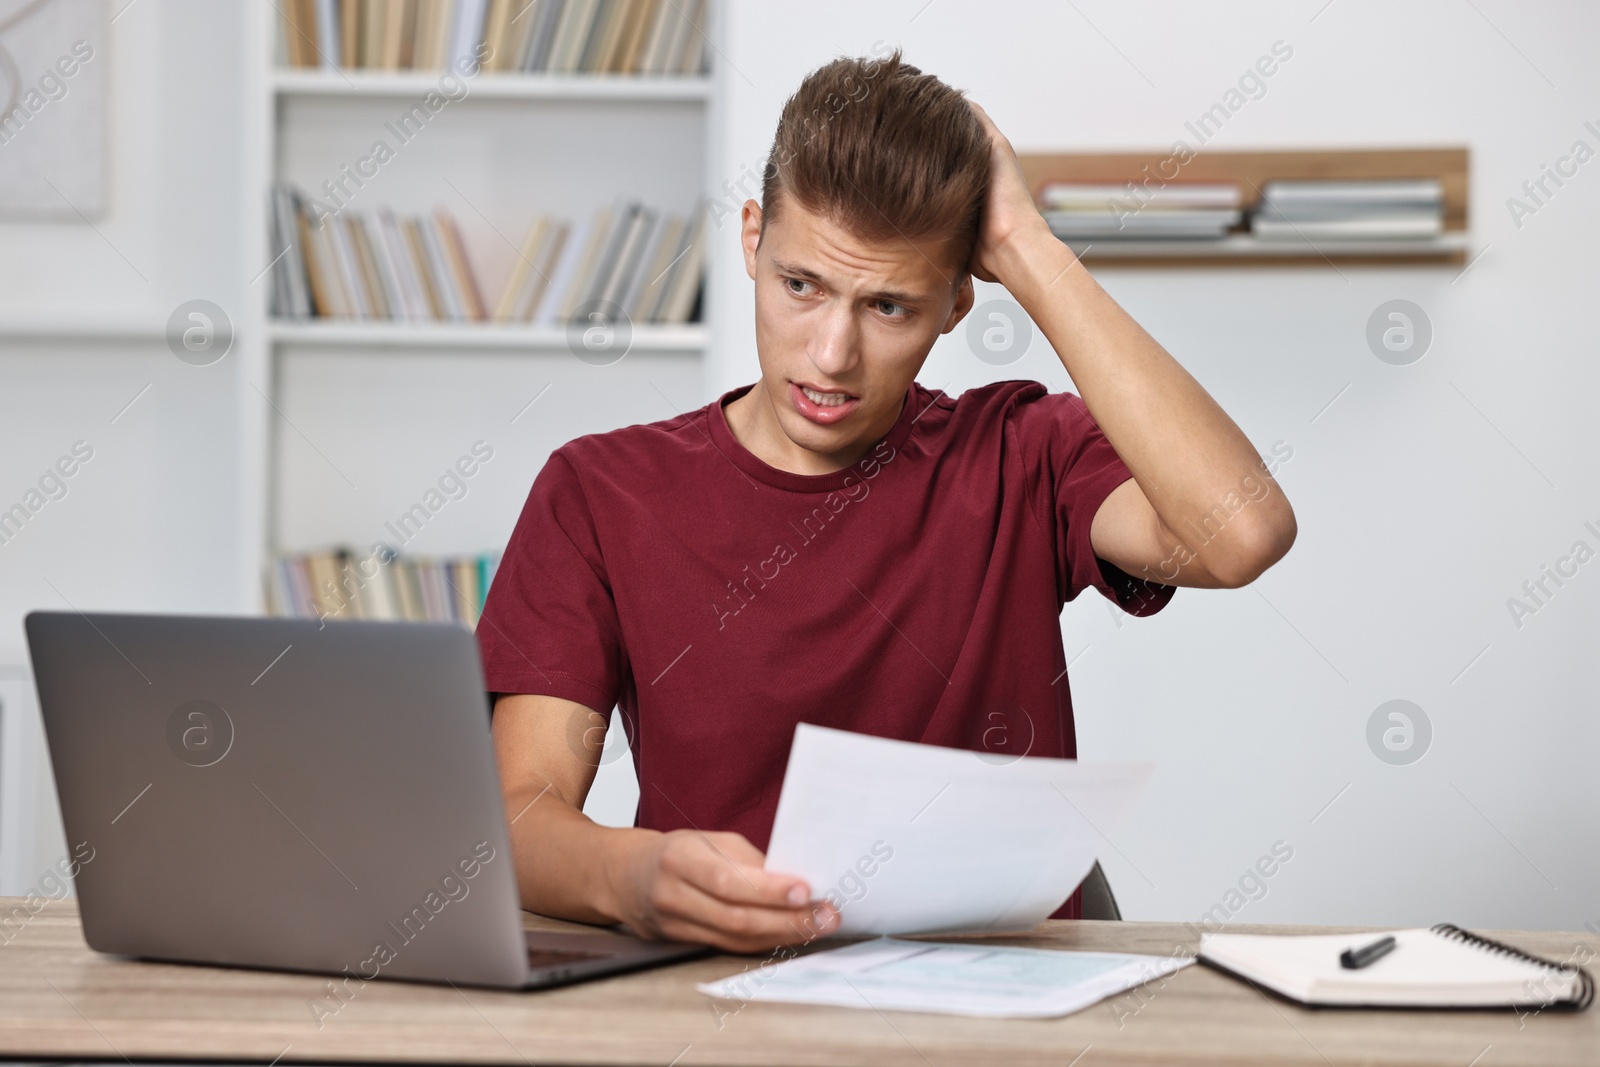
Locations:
0;899;1592;1066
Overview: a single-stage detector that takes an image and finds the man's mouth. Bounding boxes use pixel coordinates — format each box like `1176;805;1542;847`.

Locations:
790;381;861;426
800;385;852;407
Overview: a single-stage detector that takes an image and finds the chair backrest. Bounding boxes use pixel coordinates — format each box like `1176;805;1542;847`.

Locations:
1079;860;1121;920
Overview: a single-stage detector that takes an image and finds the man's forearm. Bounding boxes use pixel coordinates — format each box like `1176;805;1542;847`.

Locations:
504;784;651;926
994;225;1295;576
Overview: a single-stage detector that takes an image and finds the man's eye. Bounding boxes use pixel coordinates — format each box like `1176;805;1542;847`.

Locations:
785;278;813;295
876;300;907;318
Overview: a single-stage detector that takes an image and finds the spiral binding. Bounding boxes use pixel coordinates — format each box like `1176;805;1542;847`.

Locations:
1430;923;1596;1011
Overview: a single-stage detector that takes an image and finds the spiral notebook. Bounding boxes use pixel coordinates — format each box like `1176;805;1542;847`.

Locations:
1199;924;1595;1009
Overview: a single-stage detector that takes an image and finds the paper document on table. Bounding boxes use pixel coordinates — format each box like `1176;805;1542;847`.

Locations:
697;936;1193;1018
764;724;1153;936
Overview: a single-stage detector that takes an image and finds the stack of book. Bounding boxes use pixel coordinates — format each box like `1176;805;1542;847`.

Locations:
270;186;704;325
1251;179;1444;240
268;547;501;629
1039;182;1243;240
279;0;709;76
270;187;487;321
493;203;704;325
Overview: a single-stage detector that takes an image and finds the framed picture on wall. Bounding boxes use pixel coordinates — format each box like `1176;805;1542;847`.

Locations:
0;0;107;220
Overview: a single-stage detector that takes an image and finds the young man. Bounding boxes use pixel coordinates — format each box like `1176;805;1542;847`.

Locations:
477;51;1296;954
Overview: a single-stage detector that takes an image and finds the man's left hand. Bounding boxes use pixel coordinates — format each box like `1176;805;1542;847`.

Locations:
967;100;1056;285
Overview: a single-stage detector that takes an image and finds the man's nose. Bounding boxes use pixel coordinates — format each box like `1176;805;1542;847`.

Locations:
809;303;860;379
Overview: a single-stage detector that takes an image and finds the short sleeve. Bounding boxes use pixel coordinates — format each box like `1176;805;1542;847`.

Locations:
1010;386;1176;617
475;449;626;713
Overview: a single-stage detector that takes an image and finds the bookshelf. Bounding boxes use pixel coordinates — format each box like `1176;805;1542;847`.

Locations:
241;0;721;617
1017;147;1471;266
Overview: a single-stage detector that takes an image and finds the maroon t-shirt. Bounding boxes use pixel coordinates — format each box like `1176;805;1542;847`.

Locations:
477;379;1175;919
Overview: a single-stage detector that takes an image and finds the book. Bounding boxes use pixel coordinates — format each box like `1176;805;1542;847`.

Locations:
418;217;463;319
340;0;361;68
522;221;570;321
555;204;618;321
1040;181;1242;211
658;0;694;74
1250;213;1443;240
360;0;384;69
537;211;597;325
375;209;430;319
671;0;706;74
504;0;544;69
574;0;615;72
1258;178;1443;209
498;216;570;322
380;0;410;69
597;204;654;311
480;0;518;71
622;211;680;320
435;210;488;319
451;557;481;626
409;0;447;69
448;0;490;72
313;0;341;69
365;213;412;318
270;187;313;319
281;0;313;67
637;0;676;74
1199;925;1595;1009
298;211;339;316
658;205;704;323
351;215;392;316
494;215;549;321
330;216;373;317
548;0;600;73
585;201;641;310
402;216;445;317
616;0;657;73
1045;208;1241;239
521;0;567;71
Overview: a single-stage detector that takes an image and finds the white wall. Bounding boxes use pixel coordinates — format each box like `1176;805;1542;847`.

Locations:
0;1;249;890
707;0;1600;930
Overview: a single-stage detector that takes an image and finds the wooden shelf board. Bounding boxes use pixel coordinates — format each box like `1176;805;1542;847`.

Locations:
1064;231;1471;267
267;320;707;351
271;69;711;101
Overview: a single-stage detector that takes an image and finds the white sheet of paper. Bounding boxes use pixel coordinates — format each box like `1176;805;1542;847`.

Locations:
697;937;1193;1018
764;724;1153;936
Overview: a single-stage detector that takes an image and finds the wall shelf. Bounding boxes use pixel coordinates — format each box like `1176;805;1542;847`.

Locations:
1018;147;1470;266
0;316;167;340
271;70;712;102
1063;231;1471;268
268;320;707;351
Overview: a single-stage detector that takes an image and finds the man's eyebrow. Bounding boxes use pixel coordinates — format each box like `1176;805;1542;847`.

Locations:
772;259;825;283
771;259;927;306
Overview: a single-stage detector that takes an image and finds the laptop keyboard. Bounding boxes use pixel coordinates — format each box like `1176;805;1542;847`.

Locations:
526;946;617;968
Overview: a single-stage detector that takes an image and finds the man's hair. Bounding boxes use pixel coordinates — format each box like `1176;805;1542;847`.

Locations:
759;49;990;276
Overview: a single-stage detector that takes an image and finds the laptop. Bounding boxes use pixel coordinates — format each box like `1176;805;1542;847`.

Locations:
24;610;711;990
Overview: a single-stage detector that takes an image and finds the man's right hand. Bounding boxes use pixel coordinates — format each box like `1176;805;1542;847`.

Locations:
492;693;839;955
610;828;839;954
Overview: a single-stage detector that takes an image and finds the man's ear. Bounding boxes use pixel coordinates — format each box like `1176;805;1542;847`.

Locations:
740;200;763;281
941;273;976;334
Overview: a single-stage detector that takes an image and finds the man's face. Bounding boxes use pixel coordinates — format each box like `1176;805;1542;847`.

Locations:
738;195;974;472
